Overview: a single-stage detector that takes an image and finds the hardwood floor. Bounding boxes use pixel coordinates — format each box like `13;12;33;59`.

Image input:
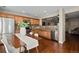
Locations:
63;34;79;53
0;33;79;53
0;44;6;53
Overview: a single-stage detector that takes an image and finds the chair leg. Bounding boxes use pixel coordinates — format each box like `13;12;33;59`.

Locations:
36;47;39;53
19;46;21;53
3;45;6;53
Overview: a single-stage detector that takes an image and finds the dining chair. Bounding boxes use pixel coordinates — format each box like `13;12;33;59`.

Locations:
1;35;21;53
29;32;33;35
20;40;26;52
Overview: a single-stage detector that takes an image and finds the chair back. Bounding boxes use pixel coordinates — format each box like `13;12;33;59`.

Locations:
1;38;19;53
29;32;33;35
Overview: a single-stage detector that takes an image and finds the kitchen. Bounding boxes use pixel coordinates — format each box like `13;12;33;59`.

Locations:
0;6;79;53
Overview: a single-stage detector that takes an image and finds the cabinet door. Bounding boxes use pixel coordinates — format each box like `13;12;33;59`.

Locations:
46;31;51;39
34;19;39;25
0;13;6;17
14;16;23;23
31;19;39;25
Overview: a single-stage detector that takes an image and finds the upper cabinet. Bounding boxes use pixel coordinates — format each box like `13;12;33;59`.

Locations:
0;12;39;24
30;19;40;25
42;16;59;26
0;13;14;18
0;12;40;33
14;16;24;23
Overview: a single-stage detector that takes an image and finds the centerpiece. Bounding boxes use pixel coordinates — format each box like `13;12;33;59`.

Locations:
19;20;29;35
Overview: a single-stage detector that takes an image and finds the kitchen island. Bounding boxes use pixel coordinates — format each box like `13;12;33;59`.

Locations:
32;26;55;40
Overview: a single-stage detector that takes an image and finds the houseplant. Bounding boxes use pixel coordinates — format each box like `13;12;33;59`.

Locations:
19;20;29;35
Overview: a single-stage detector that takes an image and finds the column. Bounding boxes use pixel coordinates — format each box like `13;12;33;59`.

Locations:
39;19;42;26
58;8;65;44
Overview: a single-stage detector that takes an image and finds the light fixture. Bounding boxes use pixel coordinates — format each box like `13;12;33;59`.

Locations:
43;10;48;15
22;10;25;13
43;10;47;13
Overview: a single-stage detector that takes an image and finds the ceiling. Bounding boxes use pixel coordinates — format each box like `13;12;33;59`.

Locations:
66;11;79;19
0;6;79;19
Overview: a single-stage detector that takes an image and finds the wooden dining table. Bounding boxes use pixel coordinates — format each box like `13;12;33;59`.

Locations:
15;33;39;52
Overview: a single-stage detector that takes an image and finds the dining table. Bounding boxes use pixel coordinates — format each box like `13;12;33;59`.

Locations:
15;33;39;52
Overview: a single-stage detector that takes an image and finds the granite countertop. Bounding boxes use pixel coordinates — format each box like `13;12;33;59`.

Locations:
32;26;55;32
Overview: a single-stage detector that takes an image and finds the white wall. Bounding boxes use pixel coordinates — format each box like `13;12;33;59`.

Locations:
66;18;79;33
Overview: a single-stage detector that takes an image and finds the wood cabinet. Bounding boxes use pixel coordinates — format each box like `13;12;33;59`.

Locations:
32;29;51;40
14;16;24;23
39;30;51;40
0;12;39;33
0;13;14;18
31;19;39;25
0;12;39;24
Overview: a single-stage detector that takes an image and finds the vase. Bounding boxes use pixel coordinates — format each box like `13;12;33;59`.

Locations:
20;28;26;35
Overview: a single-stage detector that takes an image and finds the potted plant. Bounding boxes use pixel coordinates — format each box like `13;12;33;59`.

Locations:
19;20;28;35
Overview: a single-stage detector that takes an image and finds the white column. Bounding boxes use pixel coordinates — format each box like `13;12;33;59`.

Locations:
58;8;65;44
39;19;42;26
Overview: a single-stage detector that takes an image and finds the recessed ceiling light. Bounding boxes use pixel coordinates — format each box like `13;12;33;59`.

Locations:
43;10;49;15
43;10;47;13
22;11;25;13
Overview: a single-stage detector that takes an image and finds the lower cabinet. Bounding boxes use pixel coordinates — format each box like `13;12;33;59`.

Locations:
39;30;51;39
32;29;51;40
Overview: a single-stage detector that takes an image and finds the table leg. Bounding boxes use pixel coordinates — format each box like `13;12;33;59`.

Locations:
28;50;29;53
36;47;39;53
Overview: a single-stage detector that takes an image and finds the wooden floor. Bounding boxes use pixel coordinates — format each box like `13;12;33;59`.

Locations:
0;33;79;53
30;34;79;53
